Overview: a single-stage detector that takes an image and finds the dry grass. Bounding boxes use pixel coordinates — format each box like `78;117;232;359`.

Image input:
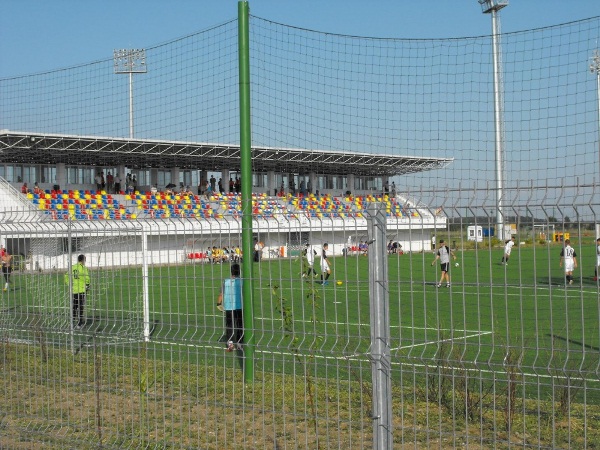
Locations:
1;341;599;449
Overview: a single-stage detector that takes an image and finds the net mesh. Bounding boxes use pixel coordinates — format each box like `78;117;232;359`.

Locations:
0;11;599;450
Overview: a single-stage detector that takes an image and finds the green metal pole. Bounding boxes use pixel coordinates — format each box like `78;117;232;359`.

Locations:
238;0;254;382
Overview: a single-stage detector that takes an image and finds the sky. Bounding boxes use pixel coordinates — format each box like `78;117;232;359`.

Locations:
1;0;600;213
1;0;599;79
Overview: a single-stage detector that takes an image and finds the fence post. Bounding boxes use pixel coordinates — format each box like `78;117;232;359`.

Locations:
367;202;392;449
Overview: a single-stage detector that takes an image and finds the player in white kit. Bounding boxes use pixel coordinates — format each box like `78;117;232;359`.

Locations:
559;239;578;285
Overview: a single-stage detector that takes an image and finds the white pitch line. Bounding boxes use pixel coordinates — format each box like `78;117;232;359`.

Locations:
255;315;489;334
394;331;493;351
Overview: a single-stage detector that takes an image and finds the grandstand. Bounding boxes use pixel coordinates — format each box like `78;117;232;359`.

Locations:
0;129;451;267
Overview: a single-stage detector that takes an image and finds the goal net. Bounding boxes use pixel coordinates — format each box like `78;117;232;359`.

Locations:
0;220;148;348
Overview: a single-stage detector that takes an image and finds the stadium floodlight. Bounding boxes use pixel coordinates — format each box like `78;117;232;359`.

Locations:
478;0;508;14
591;50;600;174
114;49;147;139
591;50;600;238
478;0;508;240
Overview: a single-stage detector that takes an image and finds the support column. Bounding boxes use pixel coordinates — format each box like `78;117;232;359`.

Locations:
171;168;180;188
347;174;355;195
221;169;230;194
55;163;66;190
150;168;158;188
308;172;316;195
267;171;276;196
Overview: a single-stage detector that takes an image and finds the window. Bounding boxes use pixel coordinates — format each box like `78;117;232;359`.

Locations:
41;166;55;184
135;170;150;186
23;166;37;183
157;170;171;187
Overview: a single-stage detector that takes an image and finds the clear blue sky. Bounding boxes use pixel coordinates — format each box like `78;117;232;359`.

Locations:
1;0;599;78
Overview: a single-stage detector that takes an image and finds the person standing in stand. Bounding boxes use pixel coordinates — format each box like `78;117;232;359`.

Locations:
106;172;114;194
113;173;121;194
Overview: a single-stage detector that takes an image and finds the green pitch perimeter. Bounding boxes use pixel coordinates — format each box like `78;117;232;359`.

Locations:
3;241;599;389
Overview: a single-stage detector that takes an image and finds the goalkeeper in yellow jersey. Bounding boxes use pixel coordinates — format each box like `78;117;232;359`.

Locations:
64;254;91;329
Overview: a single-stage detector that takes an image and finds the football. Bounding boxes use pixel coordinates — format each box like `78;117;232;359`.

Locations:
336;280;343;286
455;262;460;267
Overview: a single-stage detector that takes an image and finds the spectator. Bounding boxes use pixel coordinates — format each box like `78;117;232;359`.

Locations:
21;183;30;194
1;245;12;291
232;245;242;263
299;179;306;196
95;173;103;191
114;173;121;194
359;240;368;256
253;238;262;262
106;172;114;193
33;182;43;195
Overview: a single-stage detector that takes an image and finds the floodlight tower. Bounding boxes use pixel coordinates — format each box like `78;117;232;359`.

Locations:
590;50;600;238
479;0;508;240
114;49;147;138
591;50;600;176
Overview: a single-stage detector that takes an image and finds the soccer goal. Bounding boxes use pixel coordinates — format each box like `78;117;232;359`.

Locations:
0;220;151;348
532;223;555;242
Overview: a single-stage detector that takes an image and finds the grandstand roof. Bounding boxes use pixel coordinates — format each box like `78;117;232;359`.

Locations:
0;130;452;177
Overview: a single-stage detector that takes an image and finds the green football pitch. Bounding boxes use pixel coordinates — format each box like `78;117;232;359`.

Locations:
3;242;600;390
